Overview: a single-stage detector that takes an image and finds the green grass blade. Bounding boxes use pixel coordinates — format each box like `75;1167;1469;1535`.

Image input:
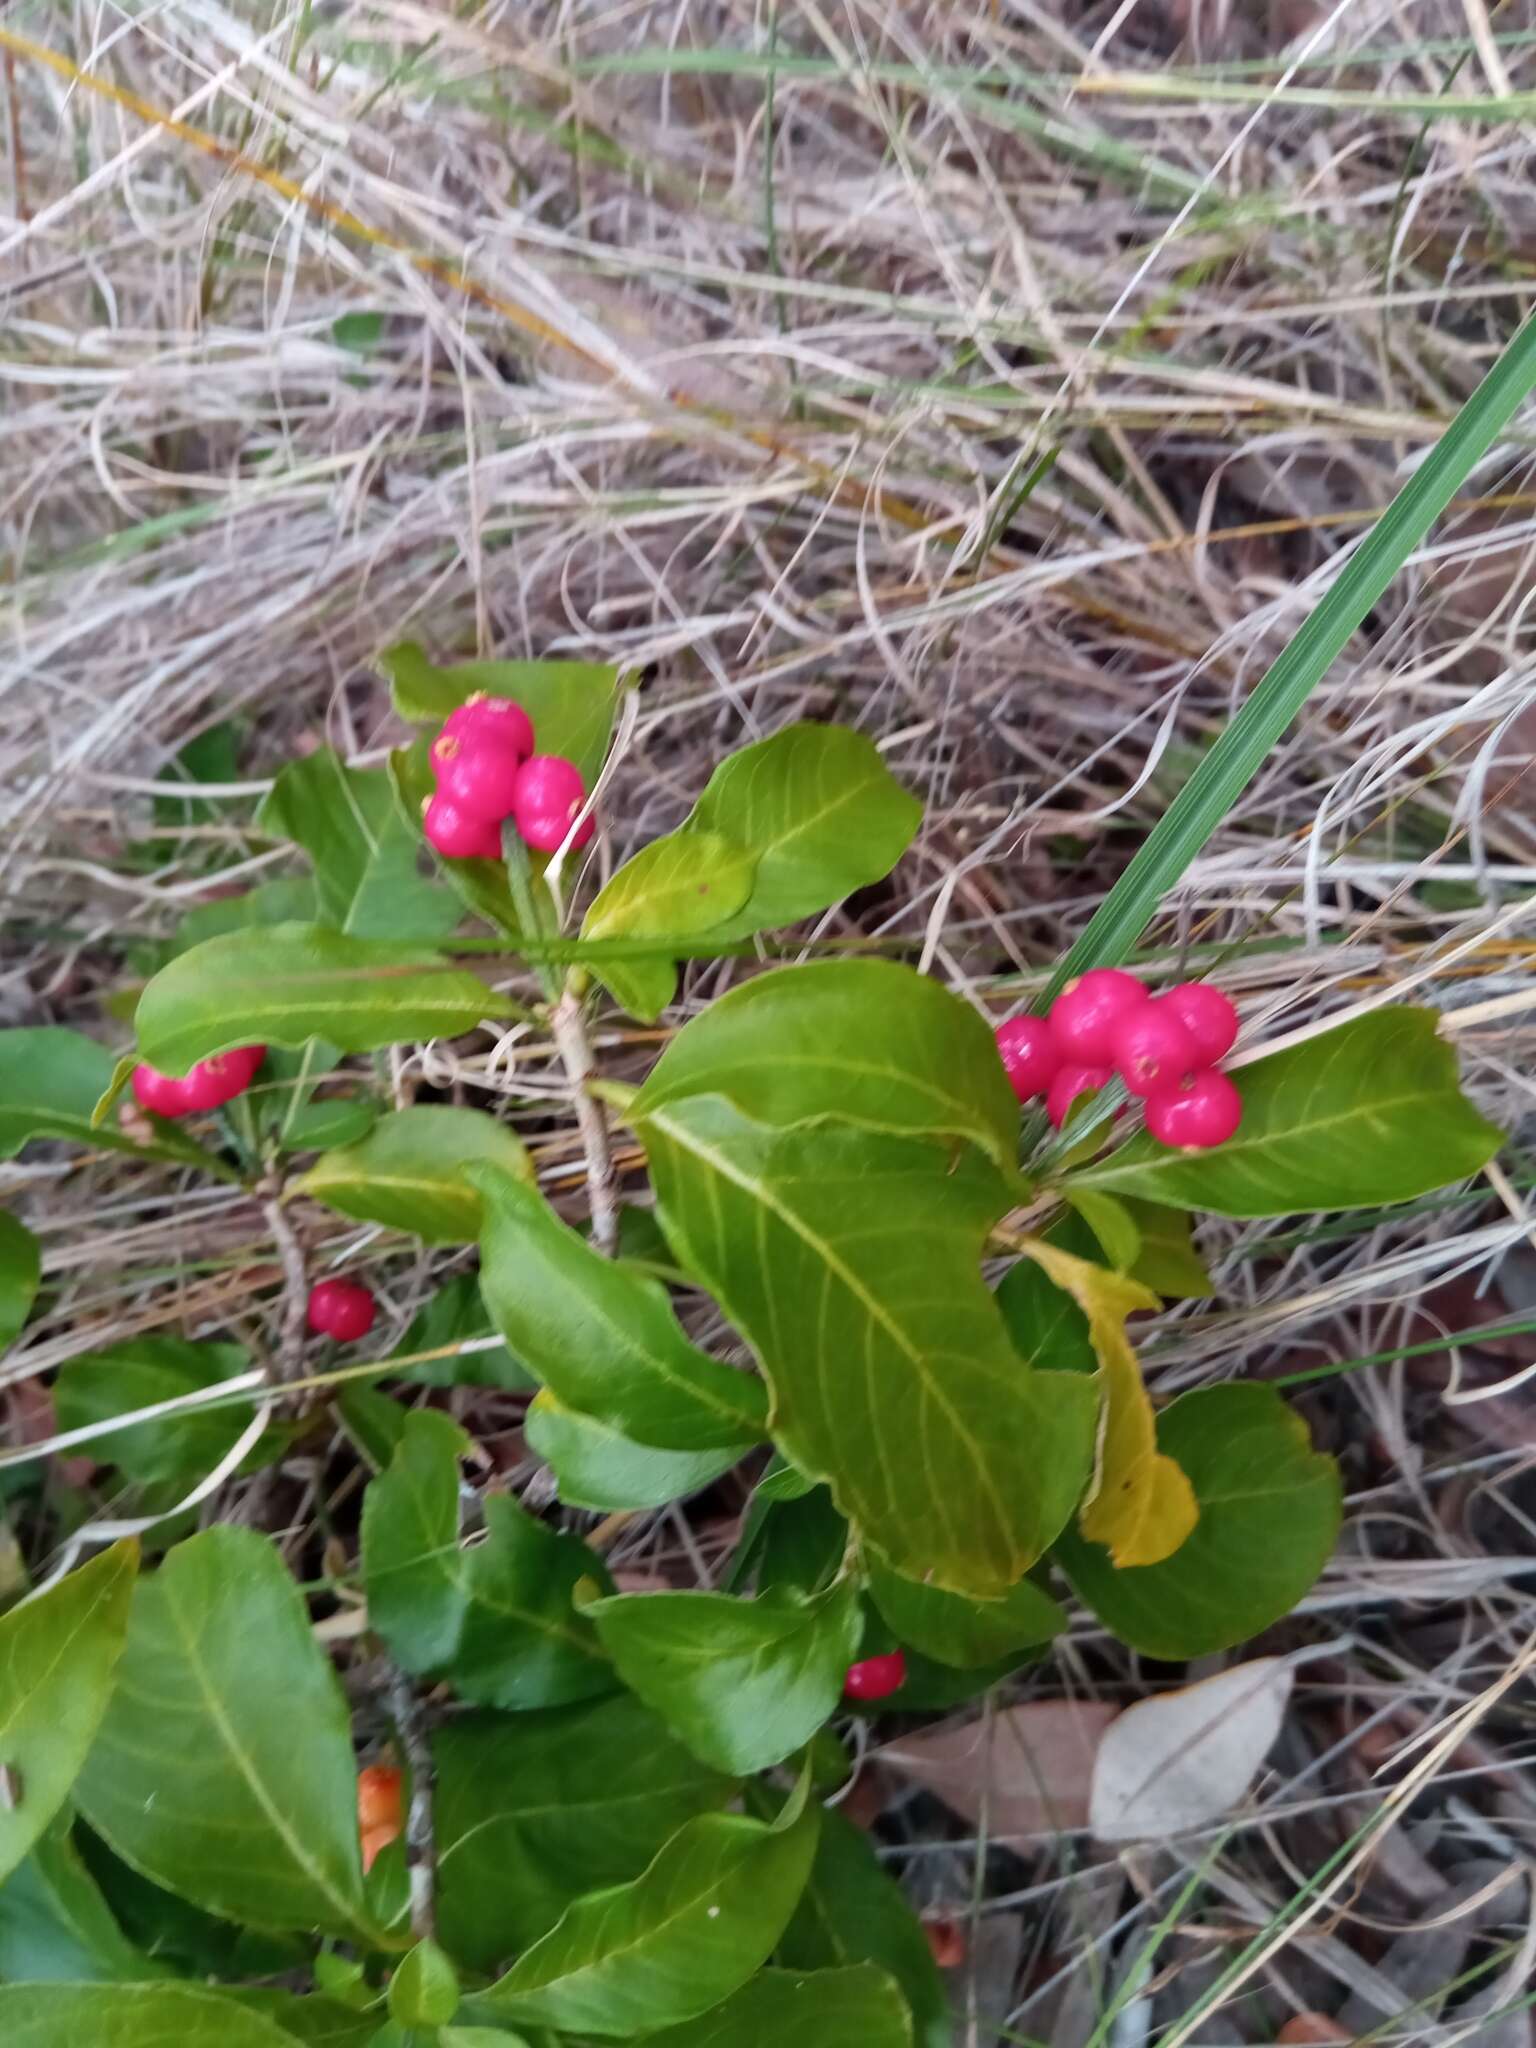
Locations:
1050;310;1536;994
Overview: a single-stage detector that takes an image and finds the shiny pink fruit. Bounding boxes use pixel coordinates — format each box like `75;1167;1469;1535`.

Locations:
1144;1068;1242;1149
435;736;525;822
843;1651;907;1702
1164;981;1239;1064
1111;997;1198;1098
1046;1062;1111;1130
995;1016;1059;1103
441;694;534;758
423;793;495;858
1049;968;1149;1063
306;1278;377;1342
512;756;593;852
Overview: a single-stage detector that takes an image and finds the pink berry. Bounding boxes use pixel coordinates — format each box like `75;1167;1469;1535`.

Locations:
442;694;534;758
423;793;495;859
512;756;593;853
843;1651;907;1703
1049;968;1149;1063
995;1016;1059;1103
433;734;525;822
177;1049;264;1112
1144;1068;1242;1150
131;1064;193;1117
1164;981;1238;1064
306;1278;377;1343
1111;997;1199;1098
1046;1062;1111;1130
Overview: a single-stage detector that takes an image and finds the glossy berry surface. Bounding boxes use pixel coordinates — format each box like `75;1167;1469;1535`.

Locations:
306;1278;377;1343
423;793;497;859
843;1650;907;1703
435;735;525;822
1046;1062;1111;1130
442;694;535;758
512;755;593;852
995;1015;1059;1103
1111;997;1198;1097
1049;968;1149;1062
131;1064;192;1116
132;1046;264;1117
1164;981;1238;1064
1144;1067;1242;1150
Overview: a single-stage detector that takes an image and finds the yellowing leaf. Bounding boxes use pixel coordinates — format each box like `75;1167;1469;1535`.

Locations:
1019;1242;1196;1568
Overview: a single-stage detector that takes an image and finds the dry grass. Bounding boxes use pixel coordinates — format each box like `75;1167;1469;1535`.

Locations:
4;1;1536;2041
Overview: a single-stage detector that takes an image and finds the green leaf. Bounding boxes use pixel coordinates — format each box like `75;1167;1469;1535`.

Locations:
0;1028;204;1167
336;1385;413;1471
389;1274;531;1391
296;1107;532;1244
586;1583;862;1774
636;1099;1096;1596
1071;1009;1502;1216
0;1984;305;2048
256;750;459;943
867;1561;1064;1669
390;1938;461;2027
638;1964;913;2048
1121;1199;1213;1299
134;924;513;1072
0;1210;40;1352
683;723;921;941
389;739;524;937
434;1694;737;1971
523;1394;746;1511
481;1776;819;2037
0;1544;137;1888
74;1528;380;1942
1063;1188;1139;1271
54;1337;260;1487
1051;311;1536;990
381;642;621;786
74;1830;305;1978
169;878;321;959
474;1169;768;1450
633;959;1021;1173
777;1807;949;2048
583;831;757;1022
1055;1383;1341;1659
278;1095;378;1152
0;1818;159;1983
995;1248;1095;1377
220;1993;383;2048
362;1410;614;1710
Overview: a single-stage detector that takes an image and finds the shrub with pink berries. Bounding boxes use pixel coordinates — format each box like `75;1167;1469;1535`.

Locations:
419;690;592;861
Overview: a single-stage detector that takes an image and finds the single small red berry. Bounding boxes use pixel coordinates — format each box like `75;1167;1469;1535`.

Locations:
1049;968;1149;1062
995;1016;1059;1103
306;1278;377;1343
1164;981;1239;1064
423;793;496;859
131;1064;193;1117
1046;1062;1111;1130
442;694;535;758
438;737;525;823
1111;997;1199;1098
132;1047;264;1117
512;756;593;852
1144;1067;1242;1150
843;1651;907;1703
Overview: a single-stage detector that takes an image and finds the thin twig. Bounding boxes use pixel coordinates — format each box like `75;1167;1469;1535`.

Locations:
258;1180;308;1383
387;1668;437;1943
549;980;621;1257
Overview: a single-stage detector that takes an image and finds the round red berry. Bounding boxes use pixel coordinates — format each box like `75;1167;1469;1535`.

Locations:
306;1279;377;1343
843;1651;907;1703
995;1016;1059;1103
1111;997;1198;1098
1046;1062;1111;1130
435;735;525;822
1049;968;1149;1063
512;756;593;852
442;694;534;758
1164;981;1238;1064
131;1064;193;1117
423;793;496;859
1144;1067;1242;1150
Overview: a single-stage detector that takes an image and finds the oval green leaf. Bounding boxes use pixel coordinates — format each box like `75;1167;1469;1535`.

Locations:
380;642;621;785
583;831;757;1021
867;1561;1064;1669
525;1392;748;1510
54;1337;260;1487
638;1964;913;2048
390;1938;460;2027
0;1210;40;1353
0;1817;162;1984
0;1984;305;2048
296;1107;532;1243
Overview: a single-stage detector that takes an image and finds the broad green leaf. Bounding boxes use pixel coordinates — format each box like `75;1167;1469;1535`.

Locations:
75;1528;380;1943
1056;1383;1341;1658
1071;1010;1502;1216
389;1273;531;1391
1020;1242;1196;1569
525;1393;747;1511
0;1544;137;1887
586;1583;862;1774
0;1028;206;1167
583;831;757;1022
74;1829;305;1978
482;1776;819;2036
169;877;319;959
639;1963;913;2048
867;1561;1064;1669
474;1169;768;1450
381;642;622;785
778;1807;949;2048
221;1993;383;2048
134;924;513;1072
391;1937;460;2026
434;1694;737;1971
296;1107;532;1244
996;1248;1095;1377
1064;1188;1139;1271
0;1984;304;2048
362;1410;613;1710
633;959;1021;1173
736;1486;849;1599
0;1209;40;1352
336;1384;413;1471
0;1818;159;1983
256;749;459;942
684;723;921;941
1122;1199;1213;1299
54;1337;260;1487
637;1099;1095;1596
441;2032;533;2048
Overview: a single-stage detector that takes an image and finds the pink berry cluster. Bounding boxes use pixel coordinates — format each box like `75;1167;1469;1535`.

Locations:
422;694;594;860
995;969;1242;1151
131;1045;265;1118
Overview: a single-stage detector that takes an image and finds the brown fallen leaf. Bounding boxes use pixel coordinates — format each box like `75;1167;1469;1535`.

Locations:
882;1698;1119;1838
1277;2019;1352;2045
